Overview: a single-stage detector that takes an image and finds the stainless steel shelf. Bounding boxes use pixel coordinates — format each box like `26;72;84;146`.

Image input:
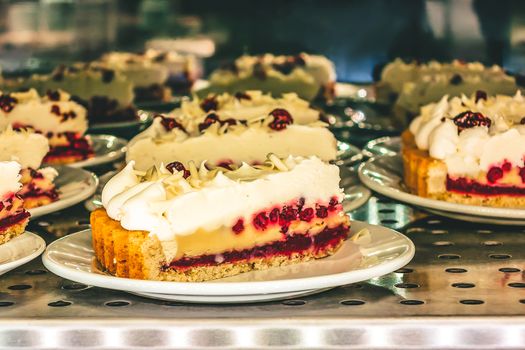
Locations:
1;190;525;349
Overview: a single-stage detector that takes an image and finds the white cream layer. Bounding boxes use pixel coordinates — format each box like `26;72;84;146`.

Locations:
0;127;49;169
0;161;22;197
409;92;525;177
101;156;344;240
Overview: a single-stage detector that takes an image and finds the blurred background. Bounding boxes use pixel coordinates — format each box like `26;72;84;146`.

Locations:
0;0;523;81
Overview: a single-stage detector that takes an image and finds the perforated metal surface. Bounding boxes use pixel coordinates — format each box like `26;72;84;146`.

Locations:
2;184;525;348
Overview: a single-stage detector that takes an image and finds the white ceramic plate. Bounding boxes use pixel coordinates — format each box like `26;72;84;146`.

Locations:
362;136;401;158
42;221;414;303
0;232;46;276
29;166;99;219
88;113;153;132
359;155;525;225
61;134;127;168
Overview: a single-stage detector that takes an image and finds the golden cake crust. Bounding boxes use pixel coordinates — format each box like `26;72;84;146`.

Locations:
0;220;29;245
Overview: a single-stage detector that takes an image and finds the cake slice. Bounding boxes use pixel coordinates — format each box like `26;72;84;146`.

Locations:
403;91;525;207
0;161;30;245
91;154;351;281
0;89;93;164
5;65;137;125
199;53;336;101
0;127;59;208
126;91;336;171
377;58;518;118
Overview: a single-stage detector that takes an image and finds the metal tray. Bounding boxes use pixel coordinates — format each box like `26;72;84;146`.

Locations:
2;178;525;349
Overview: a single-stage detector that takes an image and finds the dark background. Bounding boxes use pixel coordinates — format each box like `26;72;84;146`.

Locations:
0;0;523;82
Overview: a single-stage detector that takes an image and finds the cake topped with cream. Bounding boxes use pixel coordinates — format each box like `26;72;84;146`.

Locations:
200;53;336;101
127;91;337;170
0;161;30;244
0;89;93;164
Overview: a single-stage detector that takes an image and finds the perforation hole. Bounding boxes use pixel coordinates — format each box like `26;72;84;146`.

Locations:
395;283;419;289
499;267;521;273
25;269;47;275
381;219;398;225
340;299;365;306
489;254;511;260
438;254;461;260
445;268;467;273
162;301;186;306
376;198;392;204
508;283;525;288
460;299;484;305
48;300;71;307
105;301;130;307
8;284;31;290
452;283;475;289
400;300;424;305
395;268;414;274
0;301;14;307
432;241;454;246
378;209;395;214
520;300;525;304
282;300;306;306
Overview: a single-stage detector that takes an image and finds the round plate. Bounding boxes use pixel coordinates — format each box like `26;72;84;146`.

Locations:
63;134;128;168
29;166;99;219
362;136;401;158
339;166;371;212
42;221;414;303
88;113;153;132
359;155;525;224
336;141;363;167
0;231;46;276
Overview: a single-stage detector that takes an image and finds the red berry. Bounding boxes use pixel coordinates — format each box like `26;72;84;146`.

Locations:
486;167;503;183
166;161;190;178
198;113;220;132
232;219;244;234
453;111;492;132
475;90;487;103
280;222;290;234
328;198;339;212
47;90;60;101
200;96;218;112
50;105;61;116
450;74;463;85
234;92;251;100
316;205;328;218
279;206;298;224
269;208;280;223
157;115;186;133
502;161;512;172
0;94;18;113
299;208;314;222
253;212;269;230
268;108;293;131
519;168;525;183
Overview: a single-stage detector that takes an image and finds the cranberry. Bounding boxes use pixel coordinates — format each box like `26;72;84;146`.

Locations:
299;208;314;222
217;161;233;169
316;205;328;218
280;222;290;234
450;74;463;85
0;94;18;113
475;90;487;103
198;113;220;132
453;111;492;132
200;96;218;112
0;202;3;211
297;198;305;211
222;118;237;126
234;92;251;100
293;54;306;66
486;167;504;183
46;90;61;101
101;69;115;83
232;219;244;234
253;212;269;230
502;161;512;172
520;117;525;125
268;108;293;131
166;161;190;178
61;111;77;122
279;206;298;224
50;105;61;116
328;198;339;212
520;168;525;183
157;115;186;133
269;208;280;223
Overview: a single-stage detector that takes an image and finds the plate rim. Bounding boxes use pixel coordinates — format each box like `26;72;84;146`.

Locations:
65;134;128;168
29;166;99;219
88;113;153;131
42;220;414;296
359;154;525;220
0;231;46;273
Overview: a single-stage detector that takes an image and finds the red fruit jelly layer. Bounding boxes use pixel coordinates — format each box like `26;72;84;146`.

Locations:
44;135;94;161
447;176;525;196
163;223;349;271
0;211;30;231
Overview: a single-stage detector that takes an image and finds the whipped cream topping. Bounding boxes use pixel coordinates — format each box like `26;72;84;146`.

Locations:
173;90;322;126
0;161;22;197
0;126;49;169
102;155;344;241
0;89;88;136
409;92;525;176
